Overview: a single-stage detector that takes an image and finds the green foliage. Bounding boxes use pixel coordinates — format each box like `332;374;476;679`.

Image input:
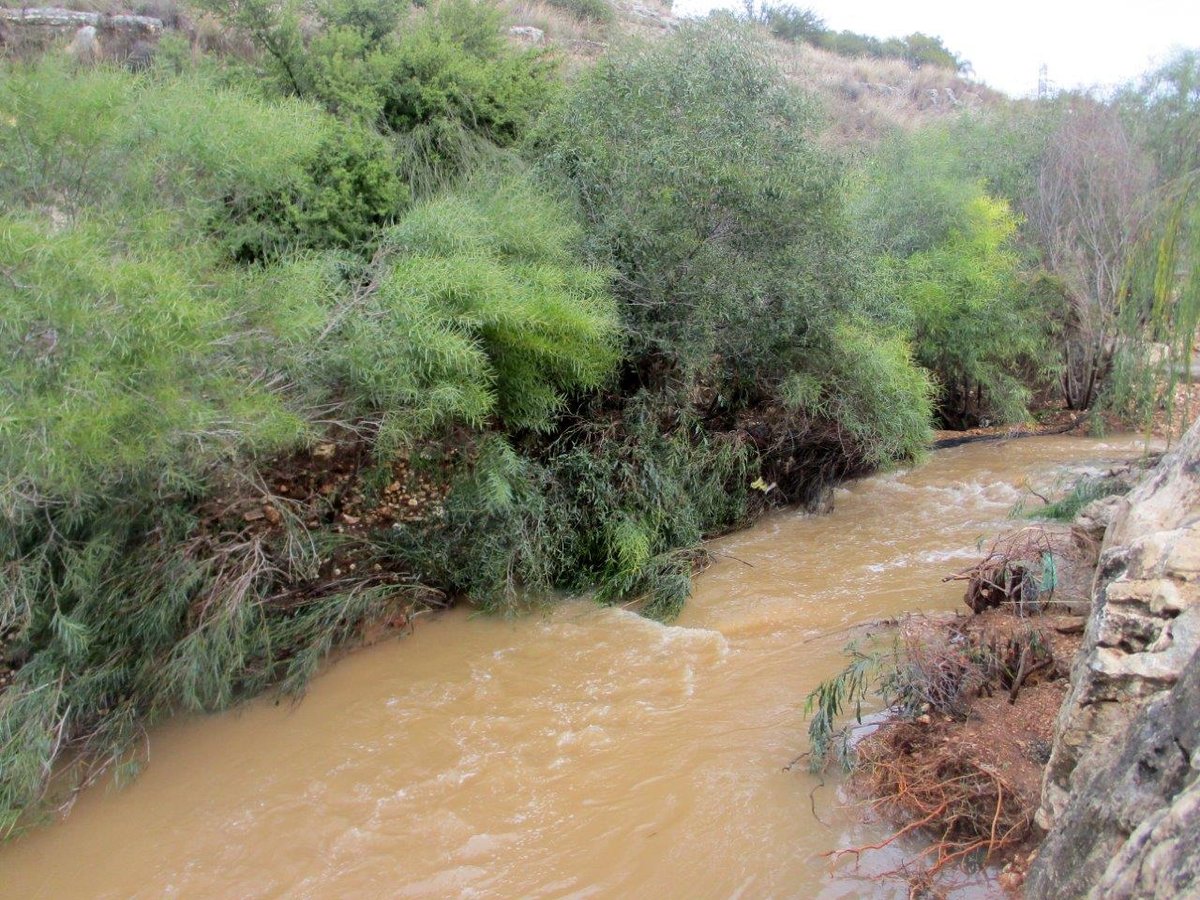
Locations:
854;124;1057;427
855;126;983;260
818;29;965;72
546;0;615;24
896;195;1046;427
533;18;933;474
0;61;326;221
818;323;935;465
1017;474;1128;522
380;0;557;144
397;403;754;620
0;485;419;836
745;2;825;44
1119;50;1200;182
323;175;619;447
0;59;408;261
0;218;308;509
741;1;965;70
535;23;852;386
228;124;410;260
1098;53;1200;429
804;642;888;771
200;0;556;194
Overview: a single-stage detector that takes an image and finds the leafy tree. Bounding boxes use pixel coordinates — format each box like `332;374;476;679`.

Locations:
855;126;982;260
743;1;825;44
535;20;849;391
897;195;1045;426
1099;52;1200;427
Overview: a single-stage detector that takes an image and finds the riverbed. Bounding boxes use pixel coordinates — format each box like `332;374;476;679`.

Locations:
0;436;1152;898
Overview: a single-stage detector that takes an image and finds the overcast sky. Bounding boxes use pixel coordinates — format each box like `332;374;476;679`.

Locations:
670;0;1200;97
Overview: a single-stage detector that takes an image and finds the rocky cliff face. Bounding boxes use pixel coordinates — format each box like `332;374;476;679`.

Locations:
1027;420;1200;898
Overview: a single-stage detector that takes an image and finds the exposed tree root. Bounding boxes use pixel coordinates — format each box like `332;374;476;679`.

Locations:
829;720;1035;884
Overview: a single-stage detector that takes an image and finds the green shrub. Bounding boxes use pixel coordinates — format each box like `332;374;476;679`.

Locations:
199;0;554;196
817;29;964;71
895;194;1046;427
546;0;615;23
225;124;410;260
199;0;556;194
817;323;935;466
0;217;311;509
534;20;847;387
320;175;619;448
854;127;982;260
0;60;406;260
749;2;825;44
396;402;754;619
380;0;557;145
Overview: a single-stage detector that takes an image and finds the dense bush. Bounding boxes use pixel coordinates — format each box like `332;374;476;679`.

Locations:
201;0;556;192
533;18;932;461
397;403;754;620
748;2;825;44
0;60;409;260
228;125;410;260
546;0;615;24
536;23;838;383
320;175;619;448
0;218;310;509
854;127;982;259
380;0;556;144
854;127;1054;426
895;195;1044;427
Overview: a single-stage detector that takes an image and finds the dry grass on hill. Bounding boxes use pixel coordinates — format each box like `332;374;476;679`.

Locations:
766;39;1000;145
1;0;1002;141
499;0;1001;143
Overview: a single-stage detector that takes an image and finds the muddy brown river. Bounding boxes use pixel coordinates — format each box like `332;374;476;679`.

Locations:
0;436;1152;899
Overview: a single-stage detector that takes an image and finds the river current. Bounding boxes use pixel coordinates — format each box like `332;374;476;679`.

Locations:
0;436;1150;898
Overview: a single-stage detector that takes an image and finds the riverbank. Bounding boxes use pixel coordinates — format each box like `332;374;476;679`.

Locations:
0;435;1152;897
817;426;1199;896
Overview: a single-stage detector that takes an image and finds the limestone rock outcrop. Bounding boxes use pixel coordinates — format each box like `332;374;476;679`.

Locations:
1028;420;1200;898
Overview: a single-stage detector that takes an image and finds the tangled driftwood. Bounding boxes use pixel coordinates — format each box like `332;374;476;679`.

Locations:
943;526;1088;614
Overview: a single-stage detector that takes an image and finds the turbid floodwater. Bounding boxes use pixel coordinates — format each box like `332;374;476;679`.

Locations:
0;435;1153;899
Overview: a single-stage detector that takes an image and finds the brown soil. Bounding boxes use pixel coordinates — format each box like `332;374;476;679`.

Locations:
177;427;472;634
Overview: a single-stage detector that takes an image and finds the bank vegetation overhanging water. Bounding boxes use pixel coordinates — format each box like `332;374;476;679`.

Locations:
0;0;1198;840
0;434;1156;897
